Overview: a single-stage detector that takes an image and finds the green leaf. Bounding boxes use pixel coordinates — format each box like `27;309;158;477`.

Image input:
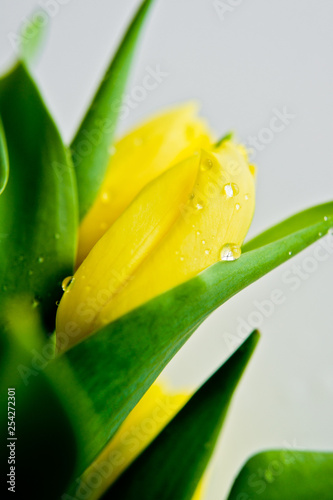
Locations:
103;332;259;500
0;63;78;331
0;300;79;499
0;117;9;195
61;201;332;473
20;9;49;68
226;450;333;499
71;0;156;220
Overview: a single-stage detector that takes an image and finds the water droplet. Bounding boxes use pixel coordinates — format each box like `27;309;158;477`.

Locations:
324;216;328;221
235;203;241;210
54;233;60;240
196;230;201;236
205;249;210;255
62;276;74;292
289;251;292;256
202;240;206;245
189;192;195;200
223;183;239;198
244;194;249;200
195;203;204;210
200;158;213;171
180;256;184;262
220;243;241;261
38;257;44;263
318;232;322;237
101;192;109;203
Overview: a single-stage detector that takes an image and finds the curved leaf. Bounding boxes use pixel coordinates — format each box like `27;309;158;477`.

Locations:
226;450;333;499
0;117;9;195
71;0;156;219
0;64;78;331
61;201;332;472
103;332;259;500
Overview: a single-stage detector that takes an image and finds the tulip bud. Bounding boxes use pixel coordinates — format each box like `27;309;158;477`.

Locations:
77;103;213;265
56;130;255;350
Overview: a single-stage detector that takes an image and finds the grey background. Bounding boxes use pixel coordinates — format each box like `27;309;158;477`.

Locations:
1;1;333;498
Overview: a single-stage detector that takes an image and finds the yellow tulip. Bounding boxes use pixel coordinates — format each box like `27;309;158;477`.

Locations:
56;106;255;351
76;103;213;265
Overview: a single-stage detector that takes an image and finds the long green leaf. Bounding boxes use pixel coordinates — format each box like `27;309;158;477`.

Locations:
0;63;78;331
103;332;259;500
0;117;9;195
71;0;155;220
61;201;332;473
226;450;333;499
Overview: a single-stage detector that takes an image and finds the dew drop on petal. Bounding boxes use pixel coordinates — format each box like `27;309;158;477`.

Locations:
220;243;241;261
195;203;204;210
223;183;239;198
196;230;201;236
235;203;241;210
200;158;214;171
62;276;75;292
244;194;249;200
180;256;184;262
205;249;210;255
289;251;292;256
202;240;206;245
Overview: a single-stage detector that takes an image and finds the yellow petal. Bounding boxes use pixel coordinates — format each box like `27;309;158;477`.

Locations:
77;382;189;500
56;155;200;350
92;140;255;330
77;103;213;265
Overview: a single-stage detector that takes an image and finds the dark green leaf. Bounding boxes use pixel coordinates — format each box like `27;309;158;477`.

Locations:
0;117;9;195
226;450;333;500
0;300;79;499
0;63;78;331
104;332;259;500
61;202;332;473
71;0;156;220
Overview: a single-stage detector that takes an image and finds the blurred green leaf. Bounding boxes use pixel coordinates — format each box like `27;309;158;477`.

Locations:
104;332;259;500
0;117;9;195
61;202;332;473
0;300;79;499
226;450;333;499
0;63;78;331
71;0;156;220
20;9;49;67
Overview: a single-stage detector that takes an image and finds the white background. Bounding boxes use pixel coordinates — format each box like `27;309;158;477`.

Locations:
1;1;333;498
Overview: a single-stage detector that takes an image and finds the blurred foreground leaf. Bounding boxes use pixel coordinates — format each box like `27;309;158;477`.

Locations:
0;117;9;195
226;450;333;500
